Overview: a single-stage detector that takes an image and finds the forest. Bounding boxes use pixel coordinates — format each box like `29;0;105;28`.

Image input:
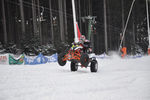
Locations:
0;0;149;55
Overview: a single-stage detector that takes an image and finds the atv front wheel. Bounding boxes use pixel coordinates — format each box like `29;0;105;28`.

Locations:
58;53;66;66
90;60;98;72
71;62;78;71
80;53;89;67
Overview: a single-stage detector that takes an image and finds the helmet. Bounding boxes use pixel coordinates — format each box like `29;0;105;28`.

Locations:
80;35;86;41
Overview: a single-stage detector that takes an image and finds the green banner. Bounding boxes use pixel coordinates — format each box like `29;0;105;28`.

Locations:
9;54;24;65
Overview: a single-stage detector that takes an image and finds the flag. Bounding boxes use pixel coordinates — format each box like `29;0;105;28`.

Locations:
76;22;81;41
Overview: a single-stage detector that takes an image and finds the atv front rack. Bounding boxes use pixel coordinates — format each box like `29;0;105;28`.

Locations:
63;49;81;62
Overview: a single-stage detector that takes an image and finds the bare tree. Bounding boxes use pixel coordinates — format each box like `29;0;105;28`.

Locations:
49;0;54;44
19;0;25;39
2;0;7;44
88;0;92;15
121;0;125;46
104;0;108;53
63;0;68;41
37;0;42;43
32;0;37;35
58;0;65;42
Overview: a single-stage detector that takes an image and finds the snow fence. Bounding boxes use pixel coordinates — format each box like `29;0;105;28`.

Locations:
24;53;48;65
0;53;58;65
9;54;24;65
0;54;9;65
0;53;143;65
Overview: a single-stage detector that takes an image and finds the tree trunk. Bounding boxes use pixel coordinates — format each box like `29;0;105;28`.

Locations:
104;0;108;53
19;0;25;39
2;0;7;44
64;0;68;41
32;0;37;35
37;0;42;44
58;0;65;42
88;0;92;15
122;0;125;47
132;20;135;54
107;0;111;50
146;0;150;48
49;0;54;44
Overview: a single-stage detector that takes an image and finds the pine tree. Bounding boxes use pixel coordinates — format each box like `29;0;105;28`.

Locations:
136;18;149;54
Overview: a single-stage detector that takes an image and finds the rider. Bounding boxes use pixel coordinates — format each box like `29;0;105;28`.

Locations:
79;35;92;53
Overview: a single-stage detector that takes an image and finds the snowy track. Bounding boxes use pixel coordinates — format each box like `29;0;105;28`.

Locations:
0;56;150;100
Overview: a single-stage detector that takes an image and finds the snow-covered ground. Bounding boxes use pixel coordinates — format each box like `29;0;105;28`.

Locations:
0;55;150;100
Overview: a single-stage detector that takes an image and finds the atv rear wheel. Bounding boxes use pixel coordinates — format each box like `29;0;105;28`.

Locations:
90;60;98;72
80;53;89;67
58;53;66;66
71;62;78;71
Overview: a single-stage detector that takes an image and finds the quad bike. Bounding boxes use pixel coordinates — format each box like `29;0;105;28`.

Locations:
58;44;98;72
